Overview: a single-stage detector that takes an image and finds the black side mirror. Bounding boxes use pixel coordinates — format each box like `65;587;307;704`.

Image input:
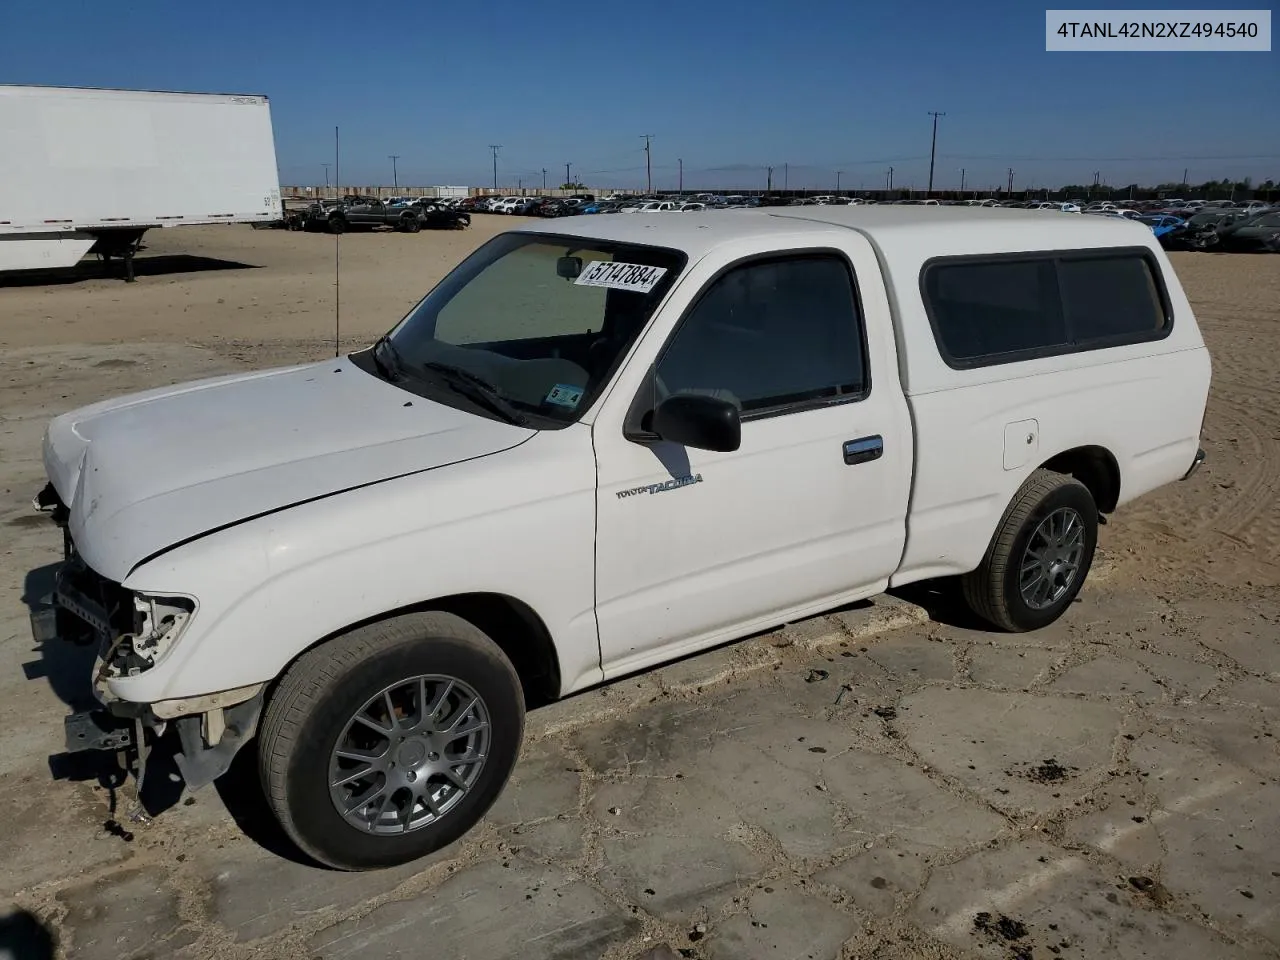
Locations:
651;394;741;452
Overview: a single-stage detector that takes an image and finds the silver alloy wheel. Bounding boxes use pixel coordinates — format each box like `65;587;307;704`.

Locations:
1019;506;1086;610
328;675;490;835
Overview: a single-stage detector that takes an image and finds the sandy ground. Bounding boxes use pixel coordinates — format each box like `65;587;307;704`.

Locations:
0;222;1277;960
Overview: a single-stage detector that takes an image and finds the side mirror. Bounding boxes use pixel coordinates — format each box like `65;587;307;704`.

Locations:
651;394;741;453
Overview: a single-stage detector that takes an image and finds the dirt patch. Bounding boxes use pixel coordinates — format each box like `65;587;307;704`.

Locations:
974;911;1033;958
1007;758;1078;784
1128;875;1174;907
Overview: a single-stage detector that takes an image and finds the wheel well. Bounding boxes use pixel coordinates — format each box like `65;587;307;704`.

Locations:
430;593;562;707
1041;445;1120;513
267;594;562;725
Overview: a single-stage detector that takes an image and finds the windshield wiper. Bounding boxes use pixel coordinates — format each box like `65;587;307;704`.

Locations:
420;361;529;427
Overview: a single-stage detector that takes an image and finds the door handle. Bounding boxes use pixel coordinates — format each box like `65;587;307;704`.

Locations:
843;435;883;465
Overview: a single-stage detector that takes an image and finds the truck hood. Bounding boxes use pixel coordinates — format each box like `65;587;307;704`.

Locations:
43;356;532;582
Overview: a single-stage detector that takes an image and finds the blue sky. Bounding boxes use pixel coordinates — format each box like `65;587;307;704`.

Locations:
3;0;1276;191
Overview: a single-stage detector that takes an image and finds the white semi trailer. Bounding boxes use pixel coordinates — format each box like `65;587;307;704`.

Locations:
0;85;282;279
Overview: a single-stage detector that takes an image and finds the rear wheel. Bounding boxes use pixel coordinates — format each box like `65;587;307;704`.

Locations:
400;214;422;233
327;216;347;234
258;612;524;870
962;469;1098;632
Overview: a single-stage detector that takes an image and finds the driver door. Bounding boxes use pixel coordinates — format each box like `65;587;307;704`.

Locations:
591;245;912;678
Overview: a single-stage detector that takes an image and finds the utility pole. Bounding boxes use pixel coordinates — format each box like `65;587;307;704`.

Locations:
388;155;400;189
542;168;547;191
1182;167;1188;192
321;163;330;193
960;167;966;192
489;145;501;190
678;157;683;192
766;166;773;191
784;163;788;191
887;166;894;191
927;111;945;196
518;178;522;193
1007;167;1015;194
640;135;654;193
836;171;842;192
565;162;572;188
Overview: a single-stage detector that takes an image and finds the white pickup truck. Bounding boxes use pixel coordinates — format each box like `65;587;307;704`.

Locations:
38;206;1210;870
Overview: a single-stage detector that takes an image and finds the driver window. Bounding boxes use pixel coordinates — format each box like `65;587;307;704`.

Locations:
655;254;867;414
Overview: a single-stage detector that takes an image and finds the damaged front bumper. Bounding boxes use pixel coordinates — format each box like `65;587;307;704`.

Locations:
36;482;263;790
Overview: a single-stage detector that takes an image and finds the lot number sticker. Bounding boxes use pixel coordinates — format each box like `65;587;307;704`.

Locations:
545;383;585;408
574;261;668;293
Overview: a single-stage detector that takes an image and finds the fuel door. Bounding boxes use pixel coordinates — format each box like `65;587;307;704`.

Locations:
1004;419;1039;471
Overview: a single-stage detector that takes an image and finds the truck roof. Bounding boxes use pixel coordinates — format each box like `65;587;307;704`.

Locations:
516;205;1156;262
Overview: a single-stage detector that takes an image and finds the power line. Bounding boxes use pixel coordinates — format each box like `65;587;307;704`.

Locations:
944;152;1278;162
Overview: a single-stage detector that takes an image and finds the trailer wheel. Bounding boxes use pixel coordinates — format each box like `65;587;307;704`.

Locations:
962;469;1098;632
328;216;347;235
258;611;524;871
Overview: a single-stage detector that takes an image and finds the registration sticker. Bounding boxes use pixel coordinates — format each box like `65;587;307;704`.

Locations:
573;260;668;293
545;383;584;408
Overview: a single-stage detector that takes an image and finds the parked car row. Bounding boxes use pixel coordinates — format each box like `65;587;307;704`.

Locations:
458;193;768;218
301;196;472;234
292;191;1275;251
1157;208;1280;252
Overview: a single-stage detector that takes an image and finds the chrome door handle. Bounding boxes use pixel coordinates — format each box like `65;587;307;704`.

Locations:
843;435;883;465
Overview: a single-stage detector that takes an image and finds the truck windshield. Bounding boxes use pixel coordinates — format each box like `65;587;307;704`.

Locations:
359;233;685;427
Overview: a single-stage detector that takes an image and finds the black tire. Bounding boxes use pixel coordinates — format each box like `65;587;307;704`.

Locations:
258;611;525;871
400;214;421;234
327;216;347;235
962;469;1098;632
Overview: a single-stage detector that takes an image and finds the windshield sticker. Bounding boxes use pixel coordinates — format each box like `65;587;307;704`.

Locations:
545;383;584;409
574;261;668;293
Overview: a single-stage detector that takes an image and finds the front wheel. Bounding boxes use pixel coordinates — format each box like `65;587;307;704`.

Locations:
327;216;347;235
258;612;525;870
962;469;1098;632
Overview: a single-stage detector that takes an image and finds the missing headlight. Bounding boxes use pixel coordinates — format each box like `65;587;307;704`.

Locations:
131;594;196;666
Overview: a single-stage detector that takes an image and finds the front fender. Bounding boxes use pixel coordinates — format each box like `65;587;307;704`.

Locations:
111;427;599;703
